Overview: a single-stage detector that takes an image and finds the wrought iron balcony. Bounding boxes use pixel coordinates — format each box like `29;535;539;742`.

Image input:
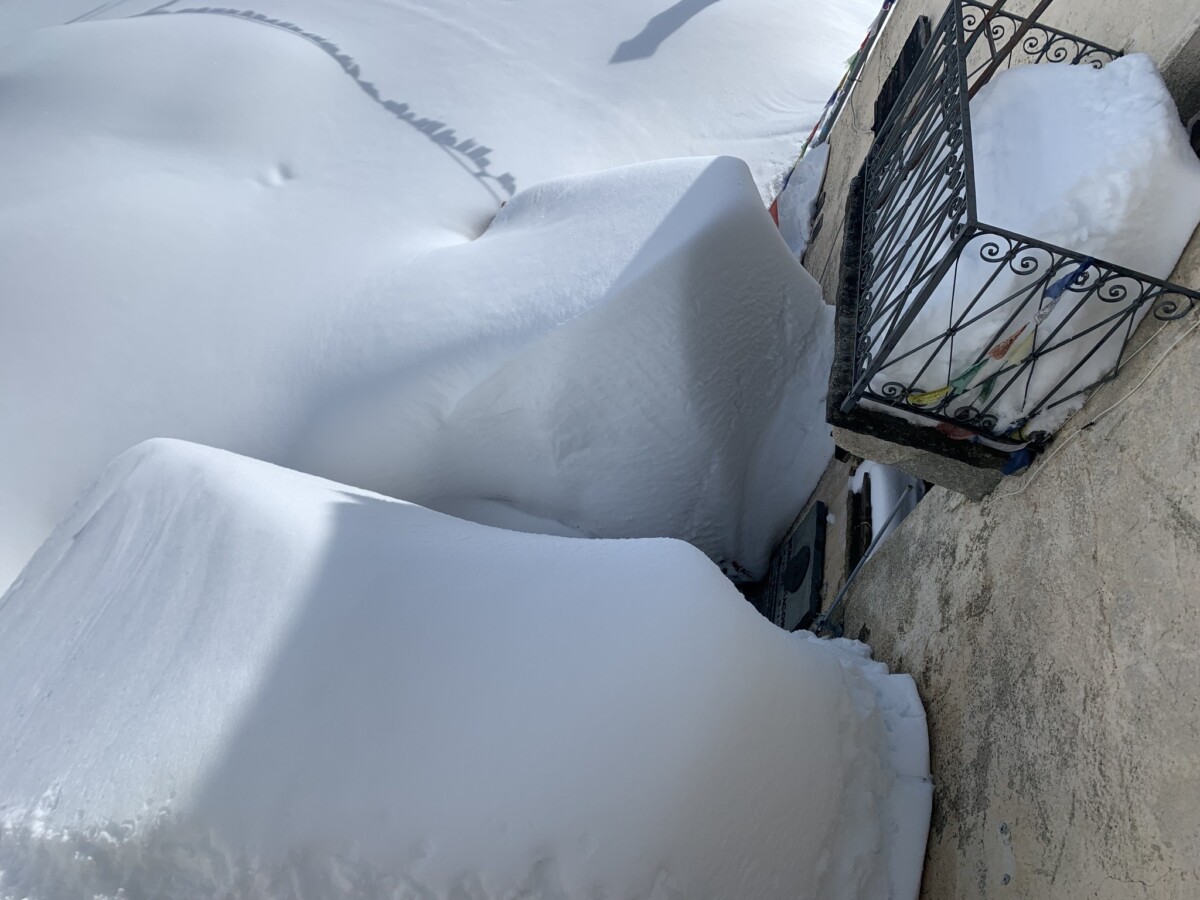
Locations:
828;0;1200;467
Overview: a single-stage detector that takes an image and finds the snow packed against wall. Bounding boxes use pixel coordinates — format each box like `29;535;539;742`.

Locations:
849;461;925;555
0;0;883;588
0;440;933;900
776;142;831;262
871;54;1200;437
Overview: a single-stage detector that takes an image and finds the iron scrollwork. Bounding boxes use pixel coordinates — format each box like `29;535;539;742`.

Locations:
841;0;1200;448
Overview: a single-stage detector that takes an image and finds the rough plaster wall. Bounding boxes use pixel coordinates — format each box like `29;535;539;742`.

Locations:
1043;0;1200;119
838;230;1200;899
1163;25;1200;121
1035;0;1200;76
808;2;1200;895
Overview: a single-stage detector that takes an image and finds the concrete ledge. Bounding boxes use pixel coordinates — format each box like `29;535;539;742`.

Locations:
832;427;1000;501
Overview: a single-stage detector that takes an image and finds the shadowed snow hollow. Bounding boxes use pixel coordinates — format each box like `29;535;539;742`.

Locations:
0;440;931;900
0;3;868;584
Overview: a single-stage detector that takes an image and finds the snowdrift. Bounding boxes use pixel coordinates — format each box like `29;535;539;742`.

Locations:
874;54;1200;436
0;2;873;586
292;156;836;581
0;440;932;900
776;142;831;261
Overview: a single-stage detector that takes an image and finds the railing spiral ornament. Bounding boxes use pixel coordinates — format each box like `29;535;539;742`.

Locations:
1153;291;1196;321
1077;48;1114;70
952;407;999;431
1064;265;1100;293
837;0;1200;452
1008;249;1046;277
978;239;1008;264
1093;272;1134;304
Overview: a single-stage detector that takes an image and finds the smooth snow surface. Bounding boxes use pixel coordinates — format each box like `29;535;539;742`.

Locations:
873;54;1200;436
0;0;882;587
0;440;932;900
287;157;836;580
777;142;831;261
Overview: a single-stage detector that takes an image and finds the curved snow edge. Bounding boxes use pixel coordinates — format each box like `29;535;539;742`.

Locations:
813;633;932;900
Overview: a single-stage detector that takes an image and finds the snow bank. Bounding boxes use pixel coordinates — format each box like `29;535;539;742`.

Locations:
0;137;833;582
972;55;1200;280
872;54;1200;436
0;440;931;900
289;156;836;580
776;142;831;261
0;0;878;587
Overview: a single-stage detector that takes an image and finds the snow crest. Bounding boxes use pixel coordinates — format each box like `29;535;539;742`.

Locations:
0;440;930;900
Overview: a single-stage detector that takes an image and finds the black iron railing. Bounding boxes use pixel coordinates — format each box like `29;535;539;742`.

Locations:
960;0;1122;78
836;0;1200;449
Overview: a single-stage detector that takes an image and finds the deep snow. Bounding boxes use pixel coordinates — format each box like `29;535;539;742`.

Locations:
0;440;932;900
870;54;1200;437
776;142;831;261
0;3;936;895
0;0;882;587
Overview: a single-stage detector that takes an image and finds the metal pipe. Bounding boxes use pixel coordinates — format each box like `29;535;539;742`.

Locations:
811;483;914;636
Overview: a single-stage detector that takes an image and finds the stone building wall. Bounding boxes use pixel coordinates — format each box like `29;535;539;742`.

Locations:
801;2;1200;896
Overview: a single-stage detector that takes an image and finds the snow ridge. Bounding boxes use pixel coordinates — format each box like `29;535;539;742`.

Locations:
0;440;931;900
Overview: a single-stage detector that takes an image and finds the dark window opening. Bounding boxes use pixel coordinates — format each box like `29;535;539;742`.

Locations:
874;16;932;132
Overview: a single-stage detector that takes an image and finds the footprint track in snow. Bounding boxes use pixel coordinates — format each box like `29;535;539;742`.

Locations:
258;163;295;188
